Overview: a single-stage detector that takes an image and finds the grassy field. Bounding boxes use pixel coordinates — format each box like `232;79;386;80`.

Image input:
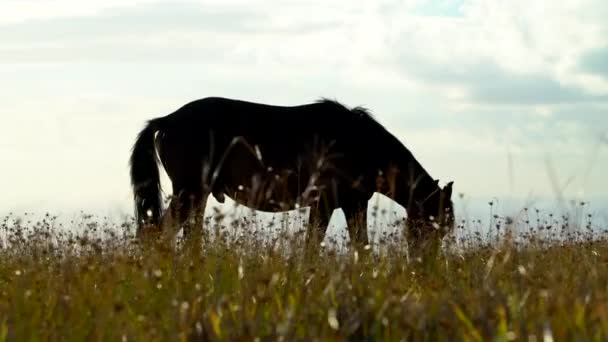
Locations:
1;208;608;341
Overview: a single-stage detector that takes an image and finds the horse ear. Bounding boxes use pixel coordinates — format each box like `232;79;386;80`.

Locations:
433;179;439;186
443;181;454;198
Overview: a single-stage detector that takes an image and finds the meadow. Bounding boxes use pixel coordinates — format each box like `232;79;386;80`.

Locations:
1;201;608;341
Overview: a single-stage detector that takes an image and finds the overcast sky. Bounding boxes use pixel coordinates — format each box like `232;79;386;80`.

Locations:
1;0;607;219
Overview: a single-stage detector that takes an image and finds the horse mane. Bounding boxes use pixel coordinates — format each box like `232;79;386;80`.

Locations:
315;97;380;124
315;97;415;162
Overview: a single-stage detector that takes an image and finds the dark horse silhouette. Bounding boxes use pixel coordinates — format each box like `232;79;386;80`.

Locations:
129;97;454;246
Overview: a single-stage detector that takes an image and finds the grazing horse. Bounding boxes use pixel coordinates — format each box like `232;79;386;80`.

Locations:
129;97;454;246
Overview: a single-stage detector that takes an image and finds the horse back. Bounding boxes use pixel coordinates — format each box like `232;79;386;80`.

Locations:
157;97;398;204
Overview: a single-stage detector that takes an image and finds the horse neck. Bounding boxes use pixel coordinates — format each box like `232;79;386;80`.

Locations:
393;156;440;219
369;129;440;218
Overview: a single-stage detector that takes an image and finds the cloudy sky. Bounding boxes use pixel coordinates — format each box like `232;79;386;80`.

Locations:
1;0;607;219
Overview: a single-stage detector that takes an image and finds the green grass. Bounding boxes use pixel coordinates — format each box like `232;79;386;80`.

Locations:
1;210;608;341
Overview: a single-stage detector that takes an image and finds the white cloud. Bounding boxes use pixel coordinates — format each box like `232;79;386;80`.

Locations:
1;0;607;214
0;0;159;24
373;0;608;101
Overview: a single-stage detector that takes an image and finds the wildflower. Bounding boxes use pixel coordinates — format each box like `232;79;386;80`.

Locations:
517;265;527;276
269;273;280;287
543;322;554;342
327;308;339;330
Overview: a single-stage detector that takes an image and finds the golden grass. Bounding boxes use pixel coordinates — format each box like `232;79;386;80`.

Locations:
1;209;607;341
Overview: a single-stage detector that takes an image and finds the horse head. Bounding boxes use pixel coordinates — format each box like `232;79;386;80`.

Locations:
394;173;455;237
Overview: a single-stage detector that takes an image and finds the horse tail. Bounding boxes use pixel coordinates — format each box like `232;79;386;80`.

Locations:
129;117;165;229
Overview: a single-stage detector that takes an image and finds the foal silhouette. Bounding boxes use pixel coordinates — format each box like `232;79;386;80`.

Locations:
130;97;454;245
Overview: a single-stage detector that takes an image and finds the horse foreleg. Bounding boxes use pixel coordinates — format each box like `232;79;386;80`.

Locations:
307;192;336;249
343;204;369;248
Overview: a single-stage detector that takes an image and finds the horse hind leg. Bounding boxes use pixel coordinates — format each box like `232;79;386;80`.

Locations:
160;188;208;243
178;190;208;239
158;195;180;242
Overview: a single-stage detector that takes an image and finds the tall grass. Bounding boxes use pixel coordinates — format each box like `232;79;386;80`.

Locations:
1;205;608;341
